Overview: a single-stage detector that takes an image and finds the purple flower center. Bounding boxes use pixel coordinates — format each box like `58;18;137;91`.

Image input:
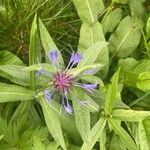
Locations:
53;72;72;92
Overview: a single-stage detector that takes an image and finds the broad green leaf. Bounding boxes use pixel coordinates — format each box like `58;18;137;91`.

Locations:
73;0;104;23
81;117;106;150
130;0;147;23
138;120;150;150
104;68;120;115
0;50;24;65
78;23;106;52
40;97;67;150
102;8;122;34
71;88;91;141
109;134;126;150
119;58;150;87
108;16;141;58
108;118;137;150
38;18;64;65
0;65;29;86
29;13;38;90
112;109;150;122
78;42;108;67
137;72;150;91
77;22;109;78
0;84;34;102
68;63;103;77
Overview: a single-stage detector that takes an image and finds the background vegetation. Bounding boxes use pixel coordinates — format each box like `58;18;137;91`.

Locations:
0;0;150;150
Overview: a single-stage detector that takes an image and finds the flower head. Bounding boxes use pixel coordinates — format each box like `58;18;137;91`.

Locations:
49;50;59;63
40;50;98;114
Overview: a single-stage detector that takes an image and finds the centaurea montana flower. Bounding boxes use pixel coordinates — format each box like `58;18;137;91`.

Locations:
39;50;98;114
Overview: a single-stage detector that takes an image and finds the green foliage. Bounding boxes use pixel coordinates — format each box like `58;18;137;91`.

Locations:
0;83;34;102
39;97;67;150
104;68;120;115
73;0;104;24
0;50;24;65
108;16;141;58
102;8;122;34
0;0;150;150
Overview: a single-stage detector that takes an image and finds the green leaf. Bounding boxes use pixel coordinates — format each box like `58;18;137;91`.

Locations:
81;117;106;150
32;138;59;150
108;118;137;150
78;42;108;67
130;0;147;23
39;18;64;65
99;129;106;150
137;72;150;91
23;63;55;73
104;68;120;115
0;135;4;140
108;16;141;58
112;0;129;4
0;50;24;65
73;101;90;141
29;13;38;90
72;0;104;23
0;65;29;86
68;63;103;77
40;97;67;150
102;8;122;34
78;75;104;90
112;109;150;122
71;88;91;141
109;134;126;150
71;86;100;112
119;58;150;88
0;84;34;102
77;22;109;78
138;119;150;150
146;17;150;36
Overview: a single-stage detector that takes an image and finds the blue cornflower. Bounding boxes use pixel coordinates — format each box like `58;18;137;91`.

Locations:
39;50;98;114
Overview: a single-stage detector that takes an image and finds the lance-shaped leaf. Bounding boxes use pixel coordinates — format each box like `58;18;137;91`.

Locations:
71;88;91;141
78;42;108;67
138;119;150;150
0;50;24;65
0;84;34;102
73;0;104;24
40;97;67;150
112;109;150;122
39;18;64;65
104;68;120;115
77;22;109;78
81;117;106;150
108;118;137;150
0;65;29;86
102;8;122;34
29;13;38;90
108;16;141;58
68;63;103;77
